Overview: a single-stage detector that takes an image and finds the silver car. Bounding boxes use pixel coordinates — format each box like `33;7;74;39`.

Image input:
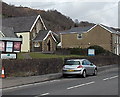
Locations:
62;59;97;78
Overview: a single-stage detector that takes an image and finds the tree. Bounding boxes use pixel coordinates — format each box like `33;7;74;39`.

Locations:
74;19;79;27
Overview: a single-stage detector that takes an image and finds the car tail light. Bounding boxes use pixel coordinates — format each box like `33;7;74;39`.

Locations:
77;65;83;68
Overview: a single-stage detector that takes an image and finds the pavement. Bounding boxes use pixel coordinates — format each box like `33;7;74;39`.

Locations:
1;73;62;89
1;64;118;89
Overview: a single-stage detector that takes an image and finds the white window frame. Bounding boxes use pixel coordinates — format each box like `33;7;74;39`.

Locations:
77;33;82;39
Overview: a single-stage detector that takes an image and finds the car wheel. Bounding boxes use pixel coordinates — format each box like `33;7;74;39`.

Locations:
93;69;97;76
82;70;86;78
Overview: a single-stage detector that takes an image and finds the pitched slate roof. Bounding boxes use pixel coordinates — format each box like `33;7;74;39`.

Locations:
100;24;120;34
52;32;60;42
34;30;49;41
2;27;17;38
2;15;38;33
59;24;120;34
69;25;95;33
34;30;59;42
58;25;95;34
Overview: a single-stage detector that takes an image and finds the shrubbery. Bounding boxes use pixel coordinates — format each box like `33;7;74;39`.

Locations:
2;55;119;77
69;48;87;55
68;45;109;56
56;45;110;56
88;45;106;55
3;58;63;77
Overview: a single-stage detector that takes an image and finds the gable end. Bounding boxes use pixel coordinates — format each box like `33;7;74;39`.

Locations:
30;15;47;32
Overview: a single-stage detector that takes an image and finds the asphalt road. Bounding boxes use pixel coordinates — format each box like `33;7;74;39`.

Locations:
2;67;118;96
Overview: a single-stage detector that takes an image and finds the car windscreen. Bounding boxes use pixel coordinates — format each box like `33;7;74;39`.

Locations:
65;61;80;65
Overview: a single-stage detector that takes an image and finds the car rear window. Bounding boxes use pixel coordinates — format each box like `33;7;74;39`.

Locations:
65;61;80;65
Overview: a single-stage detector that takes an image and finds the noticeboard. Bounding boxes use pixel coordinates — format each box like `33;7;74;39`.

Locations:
0;41;5;51
13;42;21;52
0;41;21;53
1;53;17;59
88;49;95;56
6;42;13;52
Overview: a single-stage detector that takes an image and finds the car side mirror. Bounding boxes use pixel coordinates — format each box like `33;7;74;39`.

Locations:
90;63;93;66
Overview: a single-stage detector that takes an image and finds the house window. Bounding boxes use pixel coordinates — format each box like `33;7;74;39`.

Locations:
36;21;40;33
34;42;40;47
77;34;82;39
32;32;36;39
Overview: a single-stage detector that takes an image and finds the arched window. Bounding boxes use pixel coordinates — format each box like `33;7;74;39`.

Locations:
47;39;51;51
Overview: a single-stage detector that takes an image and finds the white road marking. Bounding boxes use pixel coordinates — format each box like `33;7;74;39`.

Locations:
18;84;33;87
103;75;118;81
2;87;18;90
41;93;50;96
109;75;118;79
3;80;61;91
50;80;61;82
103;78;109;81
67;81;95;90
34;92;50;97
3;83;36;91
34;80;60;85
34;81;50;85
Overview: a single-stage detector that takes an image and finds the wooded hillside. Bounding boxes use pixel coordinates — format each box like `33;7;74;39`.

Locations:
2;2;95;32
2;2;118;32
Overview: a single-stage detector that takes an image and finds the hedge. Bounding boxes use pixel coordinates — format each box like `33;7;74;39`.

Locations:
1;55;120;77
2;58;63;77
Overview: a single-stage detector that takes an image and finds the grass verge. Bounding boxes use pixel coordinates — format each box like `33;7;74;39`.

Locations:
17;52;85;59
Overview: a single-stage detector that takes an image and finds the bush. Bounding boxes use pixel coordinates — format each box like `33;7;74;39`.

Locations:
69;48;87;55
88;45;106;55
56;48;87;55
56;45;112;56
65;45;108;56
2;58;63;77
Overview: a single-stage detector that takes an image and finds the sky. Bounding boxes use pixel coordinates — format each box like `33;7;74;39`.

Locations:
2;0;120;28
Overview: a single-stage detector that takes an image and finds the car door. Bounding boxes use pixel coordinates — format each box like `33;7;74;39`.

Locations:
86;60;94;74
82;60;90;74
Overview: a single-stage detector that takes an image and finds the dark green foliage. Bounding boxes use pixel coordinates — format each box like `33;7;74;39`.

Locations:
69;48;87;55
56;48;87;55
2;56;120;77
2;2;95;32
88;45;107;55
56;45;112;56
2;2;74;32
2;58;63;77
